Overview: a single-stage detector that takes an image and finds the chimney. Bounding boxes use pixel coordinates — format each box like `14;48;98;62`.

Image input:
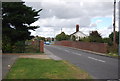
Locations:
76;24;79;32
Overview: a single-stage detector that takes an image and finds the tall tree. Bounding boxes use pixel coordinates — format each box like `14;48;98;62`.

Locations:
89;31;103;43
2;2;42;52
56;32;70;41
109;31;119;45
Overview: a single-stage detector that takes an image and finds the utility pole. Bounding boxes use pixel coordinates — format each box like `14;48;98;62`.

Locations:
61;28;62;33
113;0;116;46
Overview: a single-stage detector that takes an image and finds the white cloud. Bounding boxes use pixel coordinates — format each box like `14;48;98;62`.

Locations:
24;1;116;38
98;27;113;37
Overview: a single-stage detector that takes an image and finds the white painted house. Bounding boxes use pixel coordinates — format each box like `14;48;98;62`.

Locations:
70;24;87;41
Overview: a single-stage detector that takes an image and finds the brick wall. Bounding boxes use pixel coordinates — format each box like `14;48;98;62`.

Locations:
31;40;44;52
55;41;108;53
39;40;44;52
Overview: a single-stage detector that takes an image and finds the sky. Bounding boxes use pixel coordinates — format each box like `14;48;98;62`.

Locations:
23;0;119;38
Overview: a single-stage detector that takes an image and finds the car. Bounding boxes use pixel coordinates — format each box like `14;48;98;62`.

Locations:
45;41;50;45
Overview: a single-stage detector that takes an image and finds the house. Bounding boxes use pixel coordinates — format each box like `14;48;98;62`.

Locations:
70;24;87;41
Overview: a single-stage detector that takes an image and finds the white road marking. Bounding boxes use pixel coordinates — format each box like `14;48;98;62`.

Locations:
98;59;106;63
73;52;82;56
64;50;82;56
88;56;106;63
64;50;70;53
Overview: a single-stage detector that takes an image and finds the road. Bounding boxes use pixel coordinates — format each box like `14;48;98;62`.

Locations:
45;45;119;79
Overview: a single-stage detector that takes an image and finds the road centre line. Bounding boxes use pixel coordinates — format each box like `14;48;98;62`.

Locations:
64;50;82;56
64;50;70;53
88;56;106;63
73;52;82;56
63;49;105;63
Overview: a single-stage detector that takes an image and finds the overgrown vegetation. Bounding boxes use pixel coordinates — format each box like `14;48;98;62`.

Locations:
12;41;25;53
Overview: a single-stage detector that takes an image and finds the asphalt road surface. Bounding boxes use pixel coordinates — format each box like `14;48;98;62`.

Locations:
45;45;119;79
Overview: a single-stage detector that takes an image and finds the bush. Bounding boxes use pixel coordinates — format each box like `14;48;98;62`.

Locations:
2;36;12;53
102;38;113;46
107;45;118;53
25;45;40;53
12;41;25;53
80;37;90;42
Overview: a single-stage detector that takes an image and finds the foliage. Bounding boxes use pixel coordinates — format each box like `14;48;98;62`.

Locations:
25;39;41;53
12;41;25;53
52;38;54;41
80;31;103;43
80;37;90;42
25;45;40;53
71;35;76;41
2;2;42;53
35;36;45;41
102;32;119;54
107;45;118;53
88;31;103;43
56;32;70;41
109;31;119;45
2;36;12;53
102;38;113;46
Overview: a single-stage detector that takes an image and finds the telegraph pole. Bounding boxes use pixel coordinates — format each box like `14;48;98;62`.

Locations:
61;28;62;33
113;0;116;46
118;1;120;56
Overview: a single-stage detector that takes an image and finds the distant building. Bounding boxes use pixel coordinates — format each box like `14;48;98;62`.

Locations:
70;24;87;41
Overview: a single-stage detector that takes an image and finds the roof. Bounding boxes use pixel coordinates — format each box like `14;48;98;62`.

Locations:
70;31;87;37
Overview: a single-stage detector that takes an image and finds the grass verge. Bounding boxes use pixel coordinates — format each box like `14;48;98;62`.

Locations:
5;58;91;79
106;53;120;58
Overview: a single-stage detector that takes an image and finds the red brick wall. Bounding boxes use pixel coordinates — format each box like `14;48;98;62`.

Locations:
31;40;44;52
55;41;108;53
40;41;44;52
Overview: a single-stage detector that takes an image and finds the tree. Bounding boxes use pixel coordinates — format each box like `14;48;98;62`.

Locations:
102;37;112;46
80;37;90;42
71;35;76;41
55;32;70;41
89;31;103;43
36;36;45;41
109;31;119;45
2;2;42;52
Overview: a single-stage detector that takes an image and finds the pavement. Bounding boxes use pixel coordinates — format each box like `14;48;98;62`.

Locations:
2;54;20;79
45;45;119;79
0;54;2;81
19;55;50;59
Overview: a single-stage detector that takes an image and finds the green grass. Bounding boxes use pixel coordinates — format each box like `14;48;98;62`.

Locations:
106;53;119;58
5;58;91;79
